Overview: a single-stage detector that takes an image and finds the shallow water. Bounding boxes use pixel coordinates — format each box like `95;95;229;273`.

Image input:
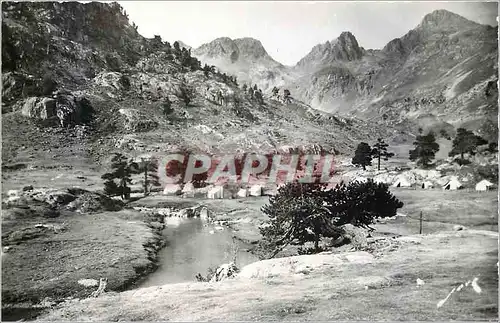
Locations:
138;217;259;288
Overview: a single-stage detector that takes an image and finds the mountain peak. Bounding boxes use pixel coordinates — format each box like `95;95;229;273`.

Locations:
234;37;268;58
333;31;363;60
418;9;479;30
296;31;363;69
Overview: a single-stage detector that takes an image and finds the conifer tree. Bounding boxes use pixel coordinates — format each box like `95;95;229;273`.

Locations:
352;142;372;170
371;138;394;171
449;128;487;161
101;153;136;199
409;132;440;168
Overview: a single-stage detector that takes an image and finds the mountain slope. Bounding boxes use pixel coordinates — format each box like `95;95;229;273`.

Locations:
287;10;498;140
1;0;386;176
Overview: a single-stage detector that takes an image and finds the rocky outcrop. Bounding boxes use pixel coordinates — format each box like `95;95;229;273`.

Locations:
2;187;123;214
21;97;57;119
238;251;374;279
20;92;94;128
118;108;158;132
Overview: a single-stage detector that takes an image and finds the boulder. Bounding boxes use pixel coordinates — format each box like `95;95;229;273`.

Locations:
198;206;210;221
21;97;57;119
209;262;239;282
336;224;368;250
54;93;94;127
22;185;34;192
77;279;99;287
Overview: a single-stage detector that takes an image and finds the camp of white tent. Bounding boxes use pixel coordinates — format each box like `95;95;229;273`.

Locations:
421;181;434;189
475;179;494;191
443;178;462;190
392;175;412;188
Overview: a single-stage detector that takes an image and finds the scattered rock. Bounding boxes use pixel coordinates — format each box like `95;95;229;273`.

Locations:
77;279;99;287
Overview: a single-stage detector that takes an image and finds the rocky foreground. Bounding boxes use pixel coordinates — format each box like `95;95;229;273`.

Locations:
39;230;498;321
1;187;166;320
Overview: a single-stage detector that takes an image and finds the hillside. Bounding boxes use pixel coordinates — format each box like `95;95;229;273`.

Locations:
1;0;387;178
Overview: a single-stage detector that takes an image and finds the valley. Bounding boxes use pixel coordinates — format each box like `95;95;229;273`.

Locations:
1;1;498;322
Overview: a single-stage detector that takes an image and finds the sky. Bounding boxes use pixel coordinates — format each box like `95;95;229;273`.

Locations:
118;1;498;66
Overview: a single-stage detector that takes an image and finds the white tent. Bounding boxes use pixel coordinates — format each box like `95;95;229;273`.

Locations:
475;179;494;191
207;186;224;199
182;182;195;197
236;188;249;198
163;184;182;195
249;185;263;197
393;175;412;188
443;179;462;190
373;173;395;185
421;181;434;189
352;177;368;183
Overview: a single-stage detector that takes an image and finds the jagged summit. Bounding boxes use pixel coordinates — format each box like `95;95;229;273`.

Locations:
194;37;239;59
417;9;480;31
193;37;271;62
233;37;268;59
295;31;363;70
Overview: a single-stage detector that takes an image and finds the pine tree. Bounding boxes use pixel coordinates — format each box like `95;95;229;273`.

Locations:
352;142;372;170
260;180;403;258
254;90;264;105
260;182;332;256
371;138;394;171
449;128;488;161
283;89;291;103
272;86;279;97
242;84;248;92
409;132;440;168
162;97;173;115
173;41;181;55
101;153;136;199
139;158;161;196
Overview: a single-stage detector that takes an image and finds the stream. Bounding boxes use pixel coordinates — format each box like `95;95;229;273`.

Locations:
138;217;259;287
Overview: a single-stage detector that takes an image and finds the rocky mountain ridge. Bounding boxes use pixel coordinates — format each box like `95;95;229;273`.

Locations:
192;9;498;140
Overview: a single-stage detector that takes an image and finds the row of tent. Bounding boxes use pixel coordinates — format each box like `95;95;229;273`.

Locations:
163;183;269;199
355;176;495;191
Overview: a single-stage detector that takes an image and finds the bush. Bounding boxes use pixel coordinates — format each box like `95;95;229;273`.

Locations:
259;180;403;258
162;98;173;115
178;85;194;107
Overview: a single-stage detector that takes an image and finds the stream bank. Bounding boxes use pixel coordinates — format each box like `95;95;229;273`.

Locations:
1;204;166;321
